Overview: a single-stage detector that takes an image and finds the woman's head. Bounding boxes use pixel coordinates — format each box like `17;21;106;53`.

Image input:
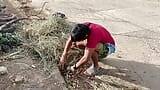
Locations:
71;24;90;42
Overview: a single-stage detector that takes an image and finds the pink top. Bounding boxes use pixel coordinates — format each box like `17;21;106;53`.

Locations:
82;22;115;48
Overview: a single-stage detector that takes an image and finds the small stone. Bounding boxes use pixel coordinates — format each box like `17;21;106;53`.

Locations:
31;65;36;68
52;12;67;19
13;83;16;86
14;75;25;83
0;66;8;75
117;54;122;58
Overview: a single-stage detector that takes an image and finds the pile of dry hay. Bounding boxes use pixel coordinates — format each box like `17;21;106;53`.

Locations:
26;15;74;70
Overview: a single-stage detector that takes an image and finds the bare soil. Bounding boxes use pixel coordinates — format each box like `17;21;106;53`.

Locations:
2;0;159;90
0;0;66;90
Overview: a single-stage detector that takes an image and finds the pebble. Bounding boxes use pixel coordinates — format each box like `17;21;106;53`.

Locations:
31;65;36;68
0;66;8;75
14;75;25;83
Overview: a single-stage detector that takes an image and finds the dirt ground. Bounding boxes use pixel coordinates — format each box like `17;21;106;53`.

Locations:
1;0;160;90
0;0;67;90
30;0;160;90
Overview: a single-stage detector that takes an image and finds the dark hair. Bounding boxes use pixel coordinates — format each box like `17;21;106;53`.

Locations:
71;24;90;42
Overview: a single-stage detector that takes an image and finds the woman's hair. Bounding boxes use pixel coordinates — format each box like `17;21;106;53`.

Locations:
71;24;90;42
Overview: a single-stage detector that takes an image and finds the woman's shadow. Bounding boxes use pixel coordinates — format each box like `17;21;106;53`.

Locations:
95;58;160;89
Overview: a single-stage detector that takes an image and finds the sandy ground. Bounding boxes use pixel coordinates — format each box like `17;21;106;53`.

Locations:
30;0;160;90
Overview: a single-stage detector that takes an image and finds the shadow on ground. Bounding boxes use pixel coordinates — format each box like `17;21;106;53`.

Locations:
97;58;160;89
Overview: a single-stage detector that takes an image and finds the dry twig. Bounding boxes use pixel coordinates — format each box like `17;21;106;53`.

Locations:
0;18;29;31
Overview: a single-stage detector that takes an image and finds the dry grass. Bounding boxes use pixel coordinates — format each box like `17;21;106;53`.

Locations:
24;15;72;71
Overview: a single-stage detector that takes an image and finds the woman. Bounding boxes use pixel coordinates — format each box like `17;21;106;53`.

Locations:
59;22;115;75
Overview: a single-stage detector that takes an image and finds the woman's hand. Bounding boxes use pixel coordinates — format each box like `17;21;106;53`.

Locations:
59;37;72;70
59;55;67;70
70;65;76;74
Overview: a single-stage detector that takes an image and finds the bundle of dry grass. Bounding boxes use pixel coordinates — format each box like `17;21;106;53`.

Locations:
25;15;73;70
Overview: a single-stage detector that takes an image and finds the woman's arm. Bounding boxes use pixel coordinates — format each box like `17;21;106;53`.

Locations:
75;47;95;69
59;36;72;66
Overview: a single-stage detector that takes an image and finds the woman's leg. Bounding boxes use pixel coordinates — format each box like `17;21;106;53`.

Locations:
91;51;99;68
83;44;100;75
83;51;99;75
75;40;100;68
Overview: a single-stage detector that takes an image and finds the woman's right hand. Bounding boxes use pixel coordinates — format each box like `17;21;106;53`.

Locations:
59;55;67;70
59;37;72;70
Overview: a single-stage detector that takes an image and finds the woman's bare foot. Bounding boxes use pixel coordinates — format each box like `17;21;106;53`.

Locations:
83;65;100;76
